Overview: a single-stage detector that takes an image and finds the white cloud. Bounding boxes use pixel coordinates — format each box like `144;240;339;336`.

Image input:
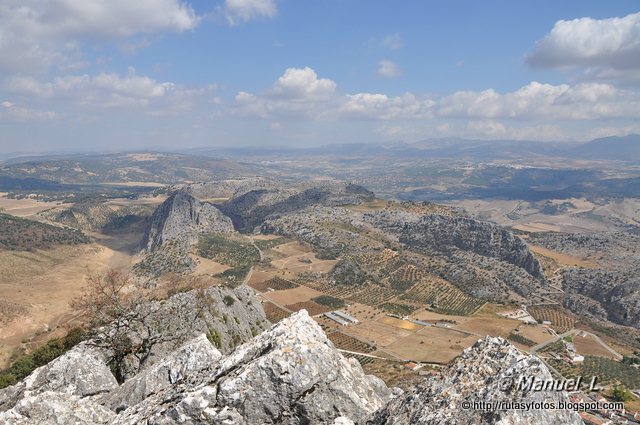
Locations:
233;67;640;124
526;12;640;70
0;0;199;72
268;67;336;101
377;60;402;78
340;92;434;120
380;33;403;50
233;67;337;118
224;0;277;25
437;81;640;120
5;69;206;115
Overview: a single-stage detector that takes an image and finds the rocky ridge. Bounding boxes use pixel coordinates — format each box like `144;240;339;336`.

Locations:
370;336;582;425
0;311;582;425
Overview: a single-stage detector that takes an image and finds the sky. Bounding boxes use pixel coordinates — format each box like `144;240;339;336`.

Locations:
1;0;639;153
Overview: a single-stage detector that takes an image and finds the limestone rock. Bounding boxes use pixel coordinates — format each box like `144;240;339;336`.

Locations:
369;336;583;425
0;342;117;411
0;391;116;425
142;190;234;252
103;334;222;412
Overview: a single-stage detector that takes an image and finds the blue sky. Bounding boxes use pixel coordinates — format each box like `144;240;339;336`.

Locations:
1;0;639;152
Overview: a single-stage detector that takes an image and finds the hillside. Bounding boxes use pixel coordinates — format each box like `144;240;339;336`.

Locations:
0;214;89;251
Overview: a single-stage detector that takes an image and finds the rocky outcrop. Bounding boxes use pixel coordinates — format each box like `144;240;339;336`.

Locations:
398;215;544;279
563;267;640;327
370;336;582;425
103;334;222;413
218;182;374;233
1;310;392;425
0;309;586;425
1;391;116;425
0;342;118;411
142;190;233;252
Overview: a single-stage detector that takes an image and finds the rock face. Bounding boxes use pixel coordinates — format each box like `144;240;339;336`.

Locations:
1;310;392;425
563;267;640;327
142;190;233;252
0;342;118;412
103;334;222;413
369;336;582;425
218;182;374;233
398;215;544;279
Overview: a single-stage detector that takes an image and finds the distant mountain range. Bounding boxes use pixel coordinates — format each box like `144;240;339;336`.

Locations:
182;134;640;162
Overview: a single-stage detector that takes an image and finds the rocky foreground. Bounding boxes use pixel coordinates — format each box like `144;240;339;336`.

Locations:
0;310;581;425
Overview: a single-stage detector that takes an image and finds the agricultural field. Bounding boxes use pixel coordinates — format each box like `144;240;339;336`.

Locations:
312;295;345;309
197;233;260;268
261;285;322;306
550;356;640;388
0;193;71;217
262;302;291;323
573;334;620;359
327;331;376;353
507;331;536;347
399;277;484;316
528;306;577;333
385;326;479;364
285;300;332;316
380;302;418;316
250;276;298;292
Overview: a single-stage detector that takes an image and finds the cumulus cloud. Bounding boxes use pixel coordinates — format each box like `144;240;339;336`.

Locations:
224;0;277;25
377;60;402;78
233;66;640;124
340;92;434;120
526;12;640;70
268;67;336;101
233;67;337;118
0;0;199;72
437;81;640;120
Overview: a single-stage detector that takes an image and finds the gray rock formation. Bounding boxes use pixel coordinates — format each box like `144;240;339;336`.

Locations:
563;266;640;327
119;310;391;424
397;215;544;279
1;310;392;425
1;391;116;425
369;336;582;425
0;308;586;425
0;342;118;411
142;190;234;252
218;182;374;233
103;334;222;412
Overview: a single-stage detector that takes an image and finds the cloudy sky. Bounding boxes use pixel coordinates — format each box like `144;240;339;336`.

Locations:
1;1;639;152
